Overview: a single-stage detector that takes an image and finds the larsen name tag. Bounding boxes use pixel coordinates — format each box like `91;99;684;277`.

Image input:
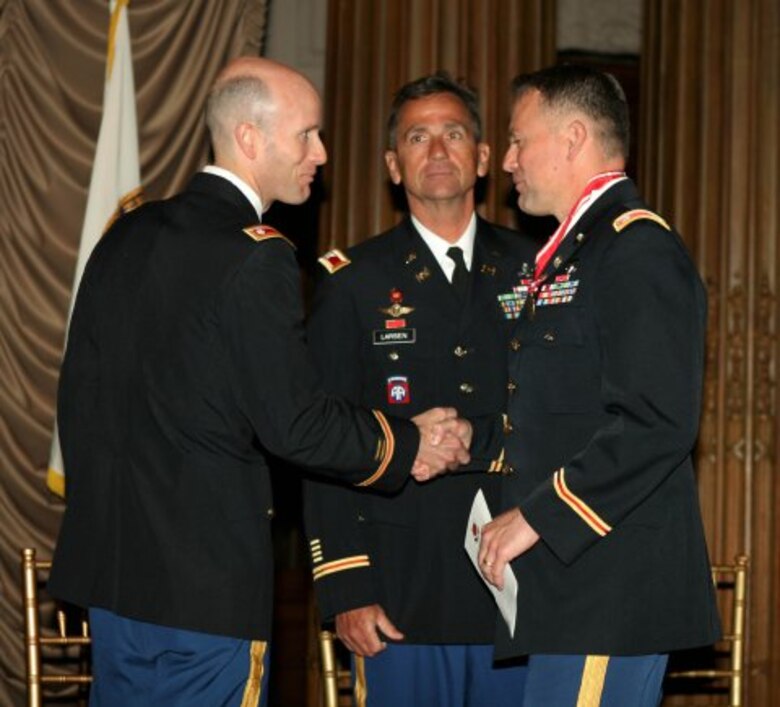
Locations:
373;328;417;345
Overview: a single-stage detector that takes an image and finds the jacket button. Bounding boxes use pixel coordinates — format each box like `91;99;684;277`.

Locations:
267;508;275;518
543;331;555;342
575;232;585;243
509;338;521;351
459;382;474;394
507;380;517;394
388;350;400;361
453;345;468;358
501;463;514;474
553;255;562;268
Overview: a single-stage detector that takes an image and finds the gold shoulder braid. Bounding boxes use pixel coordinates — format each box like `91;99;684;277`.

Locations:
612;209;670;233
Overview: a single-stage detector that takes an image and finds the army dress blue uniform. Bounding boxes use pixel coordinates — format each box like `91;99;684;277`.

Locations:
49;172;420;706
475;178;721;705
304;216;536;706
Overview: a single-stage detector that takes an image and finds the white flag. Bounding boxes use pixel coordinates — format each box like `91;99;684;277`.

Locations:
48;0;143;496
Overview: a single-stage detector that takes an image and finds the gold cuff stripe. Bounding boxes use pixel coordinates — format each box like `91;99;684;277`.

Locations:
312;555;371;581
488;448;505;473
356;411;394;487
240;640;267;707
554;469;612;536
310;539;322;549
311;552;323;563
576;655;609;706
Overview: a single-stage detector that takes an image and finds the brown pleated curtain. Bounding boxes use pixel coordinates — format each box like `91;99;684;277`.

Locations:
639;0;780;703
319;0;556;252
0;1;266;703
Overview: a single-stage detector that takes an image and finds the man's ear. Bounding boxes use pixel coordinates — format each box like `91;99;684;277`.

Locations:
476;142;491;178
565;119;587;161
384;150;403;185
235;122;262;160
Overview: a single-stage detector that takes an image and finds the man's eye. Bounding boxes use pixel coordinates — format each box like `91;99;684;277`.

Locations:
448;130;465;140
409;134;426;144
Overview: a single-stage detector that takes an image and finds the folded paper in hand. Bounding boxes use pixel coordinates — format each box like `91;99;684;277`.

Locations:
464;489;518;637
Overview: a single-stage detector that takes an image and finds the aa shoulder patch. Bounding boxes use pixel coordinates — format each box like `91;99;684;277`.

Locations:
318;248;351;274
613;209;671;233
243;224;296;249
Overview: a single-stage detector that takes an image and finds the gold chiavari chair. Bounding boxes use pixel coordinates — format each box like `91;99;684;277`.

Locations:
21;548;92;707
319;628;367;707
665;554;749;706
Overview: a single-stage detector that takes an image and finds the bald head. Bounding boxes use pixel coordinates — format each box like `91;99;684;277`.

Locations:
204;57;327;209
205;57;317;162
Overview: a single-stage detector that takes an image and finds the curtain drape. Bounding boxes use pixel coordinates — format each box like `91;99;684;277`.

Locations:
640;0;780;703
0;1;267;703
318;0;556;253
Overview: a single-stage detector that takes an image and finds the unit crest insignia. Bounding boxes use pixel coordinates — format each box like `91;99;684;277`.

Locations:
318;248;352;274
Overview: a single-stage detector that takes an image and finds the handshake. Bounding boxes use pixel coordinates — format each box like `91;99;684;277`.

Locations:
410;407;472;482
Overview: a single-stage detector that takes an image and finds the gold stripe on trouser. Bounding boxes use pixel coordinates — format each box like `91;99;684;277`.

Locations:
240;641;267;707
353;654;367;707
576;655;610;707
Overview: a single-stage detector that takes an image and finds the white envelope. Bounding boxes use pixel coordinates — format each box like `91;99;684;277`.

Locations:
464;489;518;637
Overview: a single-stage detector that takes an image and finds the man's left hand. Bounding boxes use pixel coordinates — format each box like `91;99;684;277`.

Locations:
477;507;540;589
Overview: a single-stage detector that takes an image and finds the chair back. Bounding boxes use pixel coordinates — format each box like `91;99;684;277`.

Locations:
21;548;92;707
665;554;749;706
318;629;366;707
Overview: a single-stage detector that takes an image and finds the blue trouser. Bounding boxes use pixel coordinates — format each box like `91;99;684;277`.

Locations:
522;653;668;706
355;643;527;706
88;608;270;707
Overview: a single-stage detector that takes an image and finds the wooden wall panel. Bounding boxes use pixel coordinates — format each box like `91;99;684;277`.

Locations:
319;0;556;252
641;0;780;703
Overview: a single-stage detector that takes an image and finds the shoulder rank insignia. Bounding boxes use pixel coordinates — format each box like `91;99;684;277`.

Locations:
318;248;351;274
243;224;296;248
612;209;671;233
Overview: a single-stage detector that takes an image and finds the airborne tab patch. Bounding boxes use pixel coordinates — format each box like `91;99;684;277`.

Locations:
612;209;671;233
243;224;296;248
318;248;351;274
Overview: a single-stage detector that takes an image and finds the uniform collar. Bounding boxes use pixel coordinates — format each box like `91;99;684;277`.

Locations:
410;212;477;281
202;165;264;221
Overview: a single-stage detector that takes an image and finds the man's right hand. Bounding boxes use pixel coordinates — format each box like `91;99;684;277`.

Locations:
411;407;472;481
335;604;404;657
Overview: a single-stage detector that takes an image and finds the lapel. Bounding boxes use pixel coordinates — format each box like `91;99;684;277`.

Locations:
536;178;642;283
392;217;464;319
465;218;517;327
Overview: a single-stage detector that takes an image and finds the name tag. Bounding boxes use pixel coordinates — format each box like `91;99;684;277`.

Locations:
373;328;417;345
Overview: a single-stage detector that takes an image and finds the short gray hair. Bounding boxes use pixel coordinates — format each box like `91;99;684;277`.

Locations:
205;75;273;149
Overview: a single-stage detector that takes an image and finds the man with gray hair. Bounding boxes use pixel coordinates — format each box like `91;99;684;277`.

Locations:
476;64;720;705
48;57;471;706
304;72;535;705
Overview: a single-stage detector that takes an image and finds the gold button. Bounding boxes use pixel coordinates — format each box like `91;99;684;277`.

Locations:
388;350;400;361
267;508;275;518
553;256;562;268
459;383;474;394
575;232;585;243
507;380;517;393
454;345;468;358
543;331;555;342
510;338;521;351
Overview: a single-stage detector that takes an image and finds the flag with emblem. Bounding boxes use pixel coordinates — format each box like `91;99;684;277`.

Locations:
47;0;143;497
